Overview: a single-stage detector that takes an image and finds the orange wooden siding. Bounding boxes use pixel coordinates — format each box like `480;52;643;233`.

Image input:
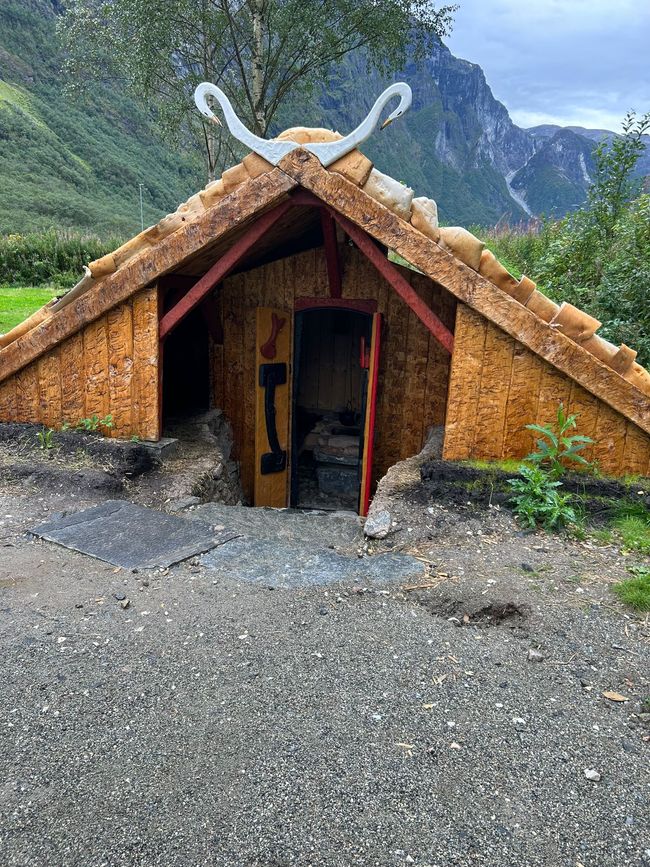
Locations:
443;305;650;476
0;287;159;440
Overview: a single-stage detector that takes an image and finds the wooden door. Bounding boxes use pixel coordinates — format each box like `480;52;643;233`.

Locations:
359;313;382;516
254;307;292;507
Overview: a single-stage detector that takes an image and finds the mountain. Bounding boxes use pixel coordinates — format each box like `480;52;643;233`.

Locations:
0;0;202;237
509;128;596;217
0;1;646;234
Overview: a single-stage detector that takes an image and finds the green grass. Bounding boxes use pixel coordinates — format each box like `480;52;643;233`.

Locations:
613;515;650;554
464;458;526;474
0;285;58;332
613;567;650;612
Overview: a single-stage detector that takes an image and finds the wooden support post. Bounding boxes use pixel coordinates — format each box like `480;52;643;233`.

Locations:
320;208;342;298
329;208;455;354
159;199;293;340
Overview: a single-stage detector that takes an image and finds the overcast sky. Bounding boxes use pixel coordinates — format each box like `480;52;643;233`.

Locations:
444;0;650;131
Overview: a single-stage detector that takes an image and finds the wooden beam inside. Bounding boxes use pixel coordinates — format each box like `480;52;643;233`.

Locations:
329;208;454;354
320;208;342;298
159;199;293;340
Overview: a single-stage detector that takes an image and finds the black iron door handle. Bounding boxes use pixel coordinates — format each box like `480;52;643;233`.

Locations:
259;362;287;474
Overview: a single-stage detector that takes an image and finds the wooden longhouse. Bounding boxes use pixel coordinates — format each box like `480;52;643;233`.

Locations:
0;133;648;514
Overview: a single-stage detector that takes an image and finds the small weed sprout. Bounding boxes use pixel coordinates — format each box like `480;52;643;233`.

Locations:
36;427;54;450
76;414;113;433
525;403;594;478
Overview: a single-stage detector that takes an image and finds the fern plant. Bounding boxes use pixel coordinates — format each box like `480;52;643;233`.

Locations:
525;403;594;478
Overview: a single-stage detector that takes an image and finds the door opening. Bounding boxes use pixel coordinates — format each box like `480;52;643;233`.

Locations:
162;307;210;421
291;308;373;512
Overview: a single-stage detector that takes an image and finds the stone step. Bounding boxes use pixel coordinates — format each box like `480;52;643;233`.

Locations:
200;534;425;589
189;502;363;553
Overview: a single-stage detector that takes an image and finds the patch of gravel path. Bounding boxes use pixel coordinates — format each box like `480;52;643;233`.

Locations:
0;479;648;866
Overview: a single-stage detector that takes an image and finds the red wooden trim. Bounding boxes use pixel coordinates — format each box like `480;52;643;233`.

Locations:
159;198;293;339
294;297;377;314
289;189;322;207
157;286;165;436
360;313;381;517
328;209;455;355
320;208;342;298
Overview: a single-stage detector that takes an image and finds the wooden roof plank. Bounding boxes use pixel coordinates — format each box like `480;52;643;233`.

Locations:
277;149;650;435
0;169;296;384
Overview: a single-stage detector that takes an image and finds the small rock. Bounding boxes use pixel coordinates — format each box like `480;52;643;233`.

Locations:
521;563;535;573
527;648;545;663
166;496;201;513
364;510;392;539
584;768;601;782
113;592;127;601
318;605;328;616
141;580;149;588
74;603;84;609
512;717;526;726
120;598;130;610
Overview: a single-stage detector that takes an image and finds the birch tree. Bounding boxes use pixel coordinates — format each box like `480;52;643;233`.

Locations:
59;0;456;178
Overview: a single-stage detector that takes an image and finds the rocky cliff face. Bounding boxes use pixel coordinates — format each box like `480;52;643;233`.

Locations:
296;40;646;225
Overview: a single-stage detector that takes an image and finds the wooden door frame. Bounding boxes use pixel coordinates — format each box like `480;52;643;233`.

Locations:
290;301;379;514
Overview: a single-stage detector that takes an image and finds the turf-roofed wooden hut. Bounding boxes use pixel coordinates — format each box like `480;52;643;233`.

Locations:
0;129;648;513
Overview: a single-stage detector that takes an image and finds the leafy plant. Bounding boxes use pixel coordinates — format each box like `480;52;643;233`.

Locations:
36;426;54;450
76;414;113;432
612;566;650;612
507;465;577;530
525;403;594;477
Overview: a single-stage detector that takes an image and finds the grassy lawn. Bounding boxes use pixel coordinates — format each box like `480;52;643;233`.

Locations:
0;285;59;333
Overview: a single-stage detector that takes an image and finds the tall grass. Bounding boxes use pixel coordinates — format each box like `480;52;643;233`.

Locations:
0;229;123;288
469;219;554;286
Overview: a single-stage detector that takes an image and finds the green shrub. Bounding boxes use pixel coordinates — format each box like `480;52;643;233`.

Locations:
507;465;577;530
0;229;122;286
525;403;594;477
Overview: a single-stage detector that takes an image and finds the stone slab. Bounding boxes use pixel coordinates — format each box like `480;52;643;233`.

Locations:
201;535;425;588
190;503;362;551
31;500;235;569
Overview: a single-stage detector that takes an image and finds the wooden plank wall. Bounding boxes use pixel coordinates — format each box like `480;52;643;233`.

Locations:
443;305;650;476
295;309;367;413
215;246;457;502
0;287;159;440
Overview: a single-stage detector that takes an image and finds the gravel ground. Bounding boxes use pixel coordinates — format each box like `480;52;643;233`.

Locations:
0;473;649;867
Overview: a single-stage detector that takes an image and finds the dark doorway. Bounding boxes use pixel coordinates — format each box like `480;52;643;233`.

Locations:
162;307;210;419
292;308;372;511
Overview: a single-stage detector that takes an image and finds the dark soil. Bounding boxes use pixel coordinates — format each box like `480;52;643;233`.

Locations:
420;459;650;522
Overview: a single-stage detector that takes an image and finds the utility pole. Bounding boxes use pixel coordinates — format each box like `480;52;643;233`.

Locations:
138;183;145;232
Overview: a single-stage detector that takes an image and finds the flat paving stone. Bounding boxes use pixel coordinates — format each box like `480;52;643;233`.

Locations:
30;500;234;569
190;502;362;551
201;534;425;588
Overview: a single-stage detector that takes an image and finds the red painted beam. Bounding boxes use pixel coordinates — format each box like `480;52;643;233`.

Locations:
159;198;293;339
328;209;455;355
294;297;377;314
320;208;342;298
